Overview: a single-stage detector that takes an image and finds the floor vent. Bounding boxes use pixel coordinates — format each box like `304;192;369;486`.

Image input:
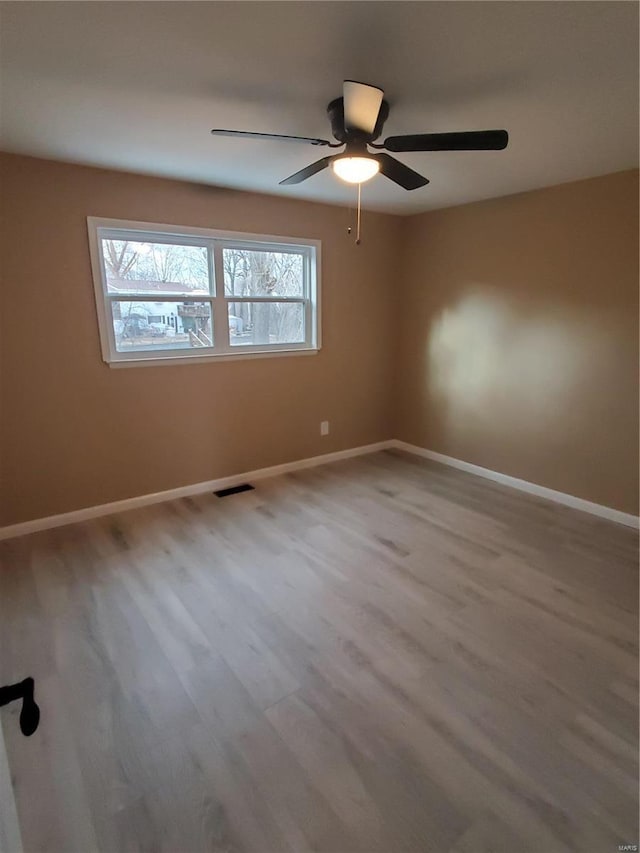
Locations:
214;483;255;498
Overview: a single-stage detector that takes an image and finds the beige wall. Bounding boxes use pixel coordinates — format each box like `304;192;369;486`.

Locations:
0;153;401;526
396;169;639;515
1;156;638;525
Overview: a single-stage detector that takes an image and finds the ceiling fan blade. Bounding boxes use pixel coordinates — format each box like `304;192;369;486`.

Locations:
279;156;335;185
211;129;331;146
343;80;384;134
383;129;509;152
374;153;429;191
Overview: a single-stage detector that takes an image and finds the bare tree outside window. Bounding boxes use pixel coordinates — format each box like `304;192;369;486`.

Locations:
103;240;209;292
224;248;305;346
102;240;138;279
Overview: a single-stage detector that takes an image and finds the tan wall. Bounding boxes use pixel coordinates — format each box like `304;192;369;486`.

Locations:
1;156;638;526
0;153;401;526
396;170;639;515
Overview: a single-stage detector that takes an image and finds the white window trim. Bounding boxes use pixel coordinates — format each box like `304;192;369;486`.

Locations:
87;217;321;366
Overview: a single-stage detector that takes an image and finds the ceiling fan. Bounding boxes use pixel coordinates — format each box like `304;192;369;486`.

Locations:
211;80;508;191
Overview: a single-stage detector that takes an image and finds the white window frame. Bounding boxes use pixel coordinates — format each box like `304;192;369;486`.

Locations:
87;217;321;367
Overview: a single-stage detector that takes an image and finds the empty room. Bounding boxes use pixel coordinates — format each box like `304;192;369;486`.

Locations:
0;2;638;851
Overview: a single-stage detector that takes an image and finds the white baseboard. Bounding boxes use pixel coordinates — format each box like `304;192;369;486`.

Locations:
2;438;637;540
391;440;639;530
0;441;394;541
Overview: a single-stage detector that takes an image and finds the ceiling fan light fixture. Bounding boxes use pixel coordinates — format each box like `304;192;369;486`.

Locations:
332;156;379;184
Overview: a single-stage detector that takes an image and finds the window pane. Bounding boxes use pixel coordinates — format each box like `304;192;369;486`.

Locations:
228;302;304;347
102;238;210;295
111;300;213;353
223;248;304;297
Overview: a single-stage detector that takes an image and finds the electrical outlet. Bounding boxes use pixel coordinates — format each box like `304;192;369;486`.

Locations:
320;421;330;436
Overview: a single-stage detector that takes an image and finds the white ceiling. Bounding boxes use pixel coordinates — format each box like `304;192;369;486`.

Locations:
0;1;638;214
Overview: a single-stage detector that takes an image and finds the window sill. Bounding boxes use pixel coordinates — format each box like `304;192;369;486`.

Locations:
107;347;320;368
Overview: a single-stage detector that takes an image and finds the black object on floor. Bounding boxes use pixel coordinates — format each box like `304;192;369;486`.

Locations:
0;677;40;736
214;483;255;498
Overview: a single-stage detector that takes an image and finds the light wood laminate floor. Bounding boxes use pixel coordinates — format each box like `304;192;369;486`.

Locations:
1;450;638;853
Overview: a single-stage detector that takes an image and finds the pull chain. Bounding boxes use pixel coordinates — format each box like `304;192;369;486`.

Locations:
346;184;363;245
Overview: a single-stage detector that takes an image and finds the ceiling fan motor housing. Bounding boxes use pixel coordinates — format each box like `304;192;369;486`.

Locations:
326;97;390;144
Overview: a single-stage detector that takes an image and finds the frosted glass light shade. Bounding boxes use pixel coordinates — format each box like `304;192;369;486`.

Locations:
332;156;380;184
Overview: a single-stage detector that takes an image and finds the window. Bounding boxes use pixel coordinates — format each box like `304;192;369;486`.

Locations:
87;218;320;366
